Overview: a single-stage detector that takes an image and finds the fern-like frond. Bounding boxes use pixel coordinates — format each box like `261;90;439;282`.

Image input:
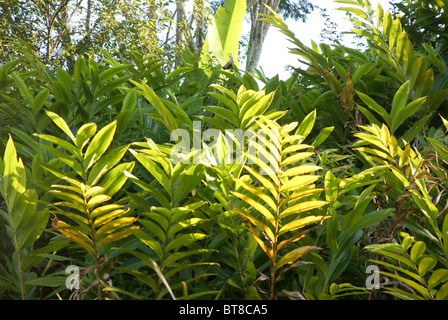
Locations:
230;117;329;299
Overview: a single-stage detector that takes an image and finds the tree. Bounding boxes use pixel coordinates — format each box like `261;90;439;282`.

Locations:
245;0;315;73
0;0;167;68
390;0;448;59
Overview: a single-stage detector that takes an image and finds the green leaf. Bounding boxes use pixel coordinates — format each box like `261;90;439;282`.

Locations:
415;69;434;98
130;150;171;194
409;56;427;89
25;275;66;288
279;215;328;235
100;162;135;197
75;123;97;152
122;90;137;112
311;126;334;147
11;73;33;106
88;144;128;186
436;282;448;300
383;11;392;36
381;271;431;299
32;89;49;115
173;166;204;205
163;249;212;268
391;97;426;134
131;229;163;259
231;191;276;227
166;67;193;81
410;241;426;263
356;91;390;125
389;19;402;50
45;111;76;144
99;64;131;83
139;217;167;243
165;233;207;252
131;81;178;132
18;208;49;251
35;133;82;160
336;7;368;20
83;121;117;170
205;106;239;127
418;257;437;277
199;0;246;69
383;287;425;300
428;269;448;291
402;113;432;143
275;246;319;271
295;110;316;140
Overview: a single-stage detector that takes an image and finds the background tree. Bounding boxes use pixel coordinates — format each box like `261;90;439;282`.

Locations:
0;0;169;68
390;0;448;59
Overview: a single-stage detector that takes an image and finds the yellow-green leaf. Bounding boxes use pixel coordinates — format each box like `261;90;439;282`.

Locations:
87;194;111;208
399;143;411;168
54;220;94;254
90;204;124;219
84;186;104;198
418;257;437;277
240;214;273;259
231;191;275;227
279;215;328;235
96;217;138;237
244;165;279;199
428;269;448;291
280;188;325;207
281;164;321;178
279;200;329;219
83;121;117;170
97;226;139;249
93;208;127;228
45;111;76;144
233;207;275;244
275;246;319;271
233;178;277;212
280;175;320;193
281;152;315;167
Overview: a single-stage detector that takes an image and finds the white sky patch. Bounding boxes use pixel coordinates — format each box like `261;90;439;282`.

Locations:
252;0;393;80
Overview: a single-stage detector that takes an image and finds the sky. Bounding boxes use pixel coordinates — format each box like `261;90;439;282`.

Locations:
252;0;393;80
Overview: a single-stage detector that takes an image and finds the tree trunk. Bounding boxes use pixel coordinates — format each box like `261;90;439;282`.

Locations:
245;0;281;73
60;3;75;70
145;0;159;55
175;0;190;64
192;0;205;54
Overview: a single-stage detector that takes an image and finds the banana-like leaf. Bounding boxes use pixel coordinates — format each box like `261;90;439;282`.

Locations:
199;0;246;73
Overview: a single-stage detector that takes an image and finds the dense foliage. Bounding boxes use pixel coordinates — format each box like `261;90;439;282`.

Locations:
1;0;448;300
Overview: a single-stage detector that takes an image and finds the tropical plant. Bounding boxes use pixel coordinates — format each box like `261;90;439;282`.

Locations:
0;136;50;299
230;116;329;299
365;232;448;300
114;139;217;299
361;116;448;300
301;169;393;300
199;0;246;74
35;111;137;299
